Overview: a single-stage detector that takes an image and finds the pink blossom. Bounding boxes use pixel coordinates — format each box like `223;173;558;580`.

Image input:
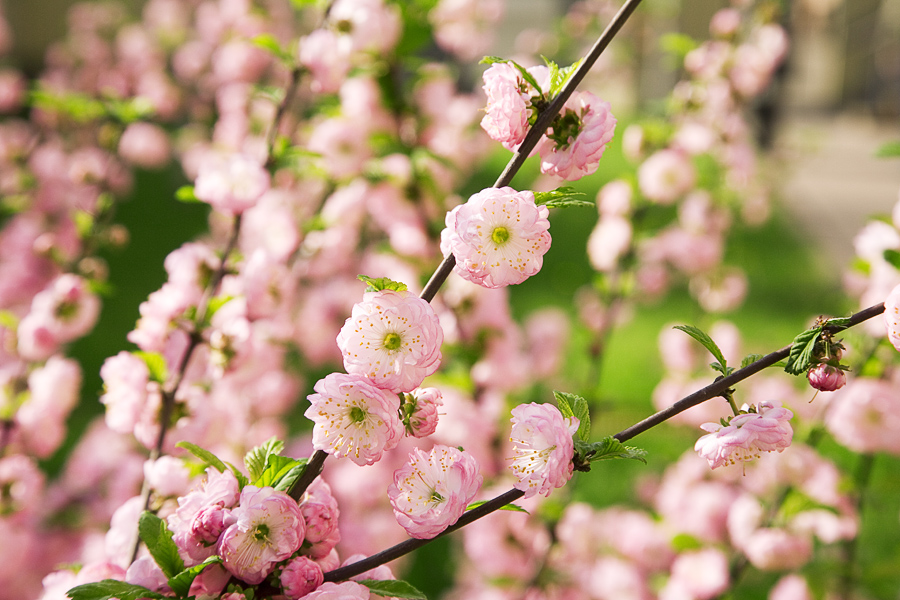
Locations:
637;149;697;204
441;187;552;288
536;91;617;181
298;477;340;549
329;0;401;54
117;122;171;169
769;575;814;600
388;445;482;539
806;363;846;392
660;548;729;600
143;456;191;497
694;401;793;469
405;387;443;438
710;8;741;37
299;29;352;95
17;274;100;360
218;486;305;585
299;581;370;599
337;290;443;393
508;402;579;498
587;216;631;272
99;351;151;434
194;153;270;214
304;372;403;466
281;556;324;599
125;555;168;593
430;0;504;61
883;282;900;351
480;62;536;151
824;378;900;454
741;528;813;571
307;117;373;180
0;68;26;113
0;455;44;521
17;355;81;457
168;467;241;565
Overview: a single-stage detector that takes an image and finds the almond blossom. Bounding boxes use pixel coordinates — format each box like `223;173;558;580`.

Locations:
193;153;270;214
441;187;552;288
336;290;443;393
883;282;900;351
218;486;306;585
694;401;793;469
388;445;482;539
480;61;539;151
403;387;443;438
304;372;403;466
507;402;579;498
535;91;617;181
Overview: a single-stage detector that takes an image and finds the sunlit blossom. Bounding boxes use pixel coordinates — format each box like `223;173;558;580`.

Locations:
508;403;579;498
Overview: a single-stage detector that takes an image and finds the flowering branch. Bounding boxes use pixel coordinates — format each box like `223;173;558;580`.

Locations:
322;301;886;582
419;0;644;303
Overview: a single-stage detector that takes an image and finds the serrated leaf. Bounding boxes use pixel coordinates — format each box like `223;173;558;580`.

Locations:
875;141;900;158
553;390;590;442
784;326;823;376
358;579;427;599
479;56;542;93
578;436;647;464
167;556;222;598
176;441;228;473
258;454;305;489
138;511;184;579
533;187;592;209
740;354;764;369
134;351;169;384
824;316;853;330
673;325;727;369
245;437;285;483
273;461;308;493
66;580;167;600
465;500;528;513
175;185;201;203
357;275;408;293
553;59;583;96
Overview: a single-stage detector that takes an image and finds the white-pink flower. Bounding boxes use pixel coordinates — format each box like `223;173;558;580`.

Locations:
694;401;793;469
404;387;443;438
193;153;270;213
637;148;697;204
218;486;305;585
441;187;552;288
536;91;617;181
480;62;536;151
883;282;900;351
508;402;579;498
304;373;403;466
337;290;443;393
388;445;482;539
298;581;370;599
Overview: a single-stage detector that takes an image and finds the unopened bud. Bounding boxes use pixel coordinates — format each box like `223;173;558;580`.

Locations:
807;363;846;392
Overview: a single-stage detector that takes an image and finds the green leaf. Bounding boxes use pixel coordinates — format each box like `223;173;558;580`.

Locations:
784;326;823;376
176;441;228;473
138;511;184;579
532;187;592;209
251;33;294;63
553;390;590;442
577;436;647;464
174;185;201;203
823;316;853;330
673;325;727;369
875;141;900;158
548;58;583;97
66;580;167;600
167;556;222;598
740;354;765;369
205;295;235;321
465;500;528;513
273;461;308;493
660;32;698;60
479;56;542;93
670;533;703;552
245;436;285;483
884;249;900;270
258;454;306;489
134;351;169;384
357;275;408;293
358;579;428;599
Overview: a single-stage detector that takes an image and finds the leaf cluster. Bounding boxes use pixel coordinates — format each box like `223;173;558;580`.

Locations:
554;391;647;471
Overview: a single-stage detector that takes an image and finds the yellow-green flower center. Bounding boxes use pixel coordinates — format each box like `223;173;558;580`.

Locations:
350;406;367;423
491;226;510;245
253;523;270;542
383;332;402;351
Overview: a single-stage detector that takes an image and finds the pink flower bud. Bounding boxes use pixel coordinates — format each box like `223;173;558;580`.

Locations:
405;387;443;438
191;503;233;545
806;363;846;392
280;556;324;599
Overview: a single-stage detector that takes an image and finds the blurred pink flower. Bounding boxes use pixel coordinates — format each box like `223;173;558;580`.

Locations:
100;351;151;434
17;274;100;360
660;548;729;600
884;282;900;351
194;153;270;213
117;122;171;169
430;0;504;61
441;187;551;288
388;445;482;539
280;556;324;599
218;486;305;584
508;402;579;498
304;372;402;466
536;91;617;181
298;29;352;95
824;378;900;454
637;149;696;204
337;290;443;393
694;401;793;469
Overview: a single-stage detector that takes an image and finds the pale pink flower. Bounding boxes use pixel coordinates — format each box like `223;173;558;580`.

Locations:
143;456;191;497
304;372;403;466
117;122;171;169
441;187;551;288
299;29;352;95
597;179;632;216
17;274;100;360
480;62;536;150
824;378;900;454
168;467;241;565
694;401;793;469
769;575;813;600
17;355;81;457
218;486;306;585
741;528;813;571
536;91;617;181
430;0;504;61
0;68;26;113
508;402;579;498
337;290;443;393
299;477;340;554
637;149;697;204
329;0;401;54
0;455;44;521
883;282;900;351
99;351;151;434
806;363;846;392
587;216;632;272
710;8;741;37
125;555;168;593
193;153;270;213
388;445;482;539
280;556;324;599
299;581;370;599
660;548;729;600
405;387;443;438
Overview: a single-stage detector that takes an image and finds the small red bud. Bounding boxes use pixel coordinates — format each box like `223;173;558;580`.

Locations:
807;363;846;392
